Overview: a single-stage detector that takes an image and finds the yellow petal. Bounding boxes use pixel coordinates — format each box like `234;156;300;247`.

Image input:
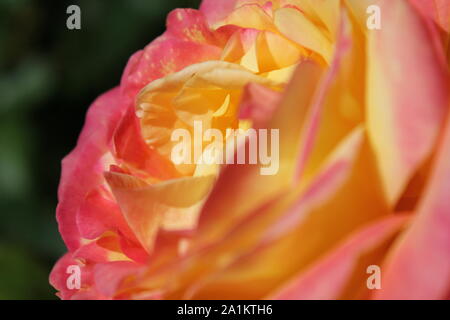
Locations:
274;7;333;63
105;172;215;253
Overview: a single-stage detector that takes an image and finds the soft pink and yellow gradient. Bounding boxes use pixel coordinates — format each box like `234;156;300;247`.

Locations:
51;0;450;299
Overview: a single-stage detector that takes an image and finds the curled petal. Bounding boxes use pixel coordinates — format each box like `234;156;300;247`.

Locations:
215;4;277;32
105;172;216;253
57;88;126;250
113;107;180;180
76;187;136;242
274;7;333;63
49;254;85;300
120;37;221;100
50;244;114;299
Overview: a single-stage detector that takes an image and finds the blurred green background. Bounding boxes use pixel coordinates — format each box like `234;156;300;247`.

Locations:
0;0;201;299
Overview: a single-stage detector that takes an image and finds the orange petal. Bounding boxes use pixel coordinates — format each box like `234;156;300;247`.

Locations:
181;128;384;300
105;172;215;253
270;215;408;299
195;60;324;248
263;127;365;242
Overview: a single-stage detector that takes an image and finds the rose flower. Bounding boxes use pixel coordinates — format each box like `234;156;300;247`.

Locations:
51;0;450;299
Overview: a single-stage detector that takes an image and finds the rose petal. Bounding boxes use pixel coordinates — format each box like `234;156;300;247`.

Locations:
199;0;239;27
366;0;449;205
410;0;450;32
214;3;277;32
166;9;222;45
181;127;386;300
294;10;352;182
195;60;323;248
105;172;216;253
274;7;333;63
238;82;282;128
254;31;304;73
270;215;409;300
374;111;450;299
76;186;135;242
94;261;143;298
120;37;221;100
113;106;180;180
57;87;125;250
49;254;83;300
286;0;340;38
263;126;365;242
